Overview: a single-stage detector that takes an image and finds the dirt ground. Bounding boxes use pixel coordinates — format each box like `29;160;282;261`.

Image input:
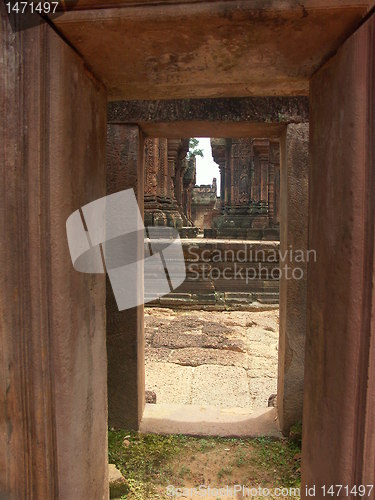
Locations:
108;430;302;500
145;307;279;410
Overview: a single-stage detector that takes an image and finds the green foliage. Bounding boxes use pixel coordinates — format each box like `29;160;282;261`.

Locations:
217;466;233;479
187;138;204;160
198;438;216;452
289;421;303;448
108;430;188;498
234;448;246;467
178;465;191;478
250;437;301;488
109;430;302;498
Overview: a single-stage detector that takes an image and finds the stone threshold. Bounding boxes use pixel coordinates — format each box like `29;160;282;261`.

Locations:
140;404;281;438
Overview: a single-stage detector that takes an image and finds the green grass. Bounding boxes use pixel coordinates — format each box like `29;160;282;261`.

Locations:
108;430;189;498
250;437;301;488
108;430;302;499
217;466;233;479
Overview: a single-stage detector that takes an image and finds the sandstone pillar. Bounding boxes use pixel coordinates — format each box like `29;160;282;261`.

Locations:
252;139;270;215
211;138;226;211
157;137;169;201
144;138;158;200
144;138;166;226
219;166;226;210
145;138;187;228
173;139;194;229
268;161;275;226
278;123;309;435
260;147;269;205
212;138;279;239
182;156;196;222
251;142;261;203
302;13;375;491
163;138;184;228
0;9;108;498
106;124;145;429
269;141;280;227
167;139;179;201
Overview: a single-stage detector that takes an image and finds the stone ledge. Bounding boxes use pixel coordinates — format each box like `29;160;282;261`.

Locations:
108;464;129;499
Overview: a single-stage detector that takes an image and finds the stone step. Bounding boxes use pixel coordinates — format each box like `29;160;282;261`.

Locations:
140;404;281;438
256;293;280;304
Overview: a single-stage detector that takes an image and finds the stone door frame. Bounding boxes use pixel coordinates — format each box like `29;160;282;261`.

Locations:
2;7;374;497
106;103;310;436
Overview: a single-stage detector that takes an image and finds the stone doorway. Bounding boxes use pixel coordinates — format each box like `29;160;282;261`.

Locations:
3;5;374;495
143;136;280;421
106;126;308;437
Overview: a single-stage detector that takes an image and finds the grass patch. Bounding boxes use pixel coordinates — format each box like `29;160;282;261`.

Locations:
250;437;301;487
108;430;188;498
108;431;301;499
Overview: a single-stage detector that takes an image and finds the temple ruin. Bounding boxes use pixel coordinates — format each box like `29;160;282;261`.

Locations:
142;135;281;241
144;138;198;237
2;2;374;498
191;179;219;234
211;138;280;240
141;135;283;308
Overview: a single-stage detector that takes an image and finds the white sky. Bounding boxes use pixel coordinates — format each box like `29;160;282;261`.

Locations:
194;137;220;196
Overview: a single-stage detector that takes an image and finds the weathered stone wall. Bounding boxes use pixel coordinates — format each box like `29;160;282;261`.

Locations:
302;13;375;488
191;180;218;230
106;125;145;430
0;10;108;498
278;123;309;435
148;240;280;309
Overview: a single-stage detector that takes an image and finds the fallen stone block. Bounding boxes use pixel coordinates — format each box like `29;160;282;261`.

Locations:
108;464;129;499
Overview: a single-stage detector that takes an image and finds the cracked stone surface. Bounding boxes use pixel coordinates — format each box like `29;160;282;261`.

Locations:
145;307;279;410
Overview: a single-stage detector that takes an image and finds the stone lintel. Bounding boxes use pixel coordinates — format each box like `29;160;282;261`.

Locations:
108;97;309;138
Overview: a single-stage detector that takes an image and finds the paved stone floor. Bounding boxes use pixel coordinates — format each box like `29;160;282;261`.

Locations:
145;307;279;410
